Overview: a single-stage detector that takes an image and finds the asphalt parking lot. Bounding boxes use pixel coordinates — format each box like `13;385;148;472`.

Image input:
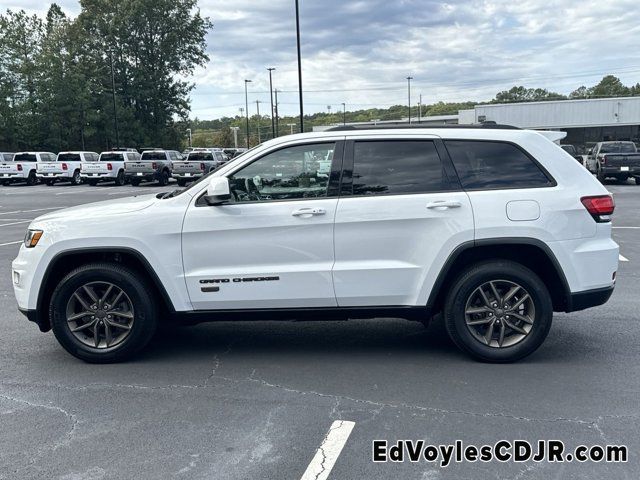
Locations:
0;179;638;480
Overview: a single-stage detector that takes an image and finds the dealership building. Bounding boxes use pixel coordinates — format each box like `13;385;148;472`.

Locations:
315;96;640;149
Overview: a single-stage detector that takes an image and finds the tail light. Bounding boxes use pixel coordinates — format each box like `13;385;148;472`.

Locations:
17;164;23;171
152;162;157;169
200;163;205;170
581;195;615;223
62;163;68;170
107;163;113;171
599;155;606;165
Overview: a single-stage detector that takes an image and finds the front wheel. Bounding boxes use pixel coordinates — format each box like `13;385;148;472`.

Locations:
130;178;141;187
50;263;158;363
176;178;187;187
444;260;553;363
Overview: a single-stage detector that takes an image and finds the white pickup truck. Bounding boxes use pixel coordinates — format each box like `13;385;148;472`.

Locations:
0;152;56;186
37;151;99;185
81;151;140;186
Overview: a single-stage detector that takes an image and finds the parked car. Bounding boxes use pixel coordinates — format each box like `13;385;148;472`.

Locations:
81;150;140;186
124;149;181;186
0;152;56;186
585;141;640;184
560;144;583;164
172;150;224;186
0;152;15;163
12;126;618;363
36;151;98;186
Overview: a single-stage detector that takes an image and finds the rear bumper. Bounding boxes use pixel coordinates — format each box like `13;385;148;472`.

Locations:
172;173;204;180
601;166;640;175
36;172;73;179
125;172;158;182
81;172;116;179
0;173;28;180
566;286;614;312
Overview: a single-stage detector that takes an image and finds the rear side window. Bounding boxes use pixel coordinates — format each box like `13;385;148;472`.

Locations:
445;141;553;189
351;140;452;196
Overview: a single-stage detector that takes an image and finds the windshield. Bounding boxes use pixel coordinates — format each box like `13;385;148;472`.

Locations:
600;142;637;154
99;153;124;161
187;152;214;161
14;153;37;162
57;153;81;162
141;152;167;160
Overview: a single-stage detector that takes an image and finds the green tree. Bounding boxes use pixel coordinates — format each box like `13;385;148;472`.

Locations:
589;75;630;98
494;86;566;103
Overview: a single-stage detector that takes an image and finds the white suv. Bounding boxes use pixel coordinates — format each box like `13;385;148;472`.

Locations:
12;126;618;363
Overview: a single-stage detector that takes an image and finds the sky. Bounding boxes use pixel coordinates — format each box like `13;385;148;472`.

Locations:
7;0;640;120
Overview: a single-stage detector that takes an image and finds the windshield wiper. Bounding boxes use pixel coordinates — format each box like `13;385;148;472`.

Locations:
156;189;183;199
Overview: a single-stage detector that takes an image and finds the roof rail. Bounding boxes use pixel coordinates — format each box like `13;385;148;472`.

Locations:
325;123;520;132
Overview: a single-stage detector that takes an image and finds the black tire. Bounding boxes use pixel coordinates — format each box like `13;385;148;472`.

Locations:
1;180;9;186
596;168;606;183
26;170;38;186
50;263;157;363
88;179;99;186
635;177;640;185
177;178;187;187
70;170;81;185
130;178;141;187
46;180;55;186
444;260;553;363
158;170;169;186
115;170;125;186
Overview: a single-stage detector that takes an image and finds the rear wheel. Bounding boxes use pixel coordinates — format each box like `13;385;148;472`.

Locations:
26;170;38;186
158;170;169;186
635;177;640;185
50;263;157;363
130;178;141;187
70;170;82;185
444;260;553;363
115;170;125;186
596;167;606;183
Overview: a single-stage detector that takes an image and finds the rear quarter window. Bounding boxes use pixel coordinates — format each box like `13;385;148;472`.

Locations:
444;140;554;190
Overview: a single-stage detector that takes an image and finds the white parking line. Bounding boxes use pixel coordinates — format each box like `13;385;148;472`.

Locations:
0;220;32;227
300;421;355;480
620;254;629;262
0;240;22;247
613;226;640;229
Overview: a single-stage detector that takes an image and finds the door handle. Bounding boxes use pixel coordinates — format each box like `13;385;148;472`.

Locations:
426;200;462;209
292;207;326;217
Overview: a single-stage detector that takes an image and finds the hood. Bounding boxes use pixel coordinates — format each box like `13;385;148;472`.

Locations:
33;194;158;223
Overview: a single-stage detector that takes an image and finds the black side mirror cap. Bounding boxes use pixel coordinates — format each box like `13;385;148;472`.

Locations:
204;194;231;206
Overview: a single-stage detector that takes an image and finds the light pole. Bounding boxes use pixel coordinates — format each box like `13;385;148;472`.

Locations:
406;76;413;124
274;89;280;137
295;0;304;133
244;79;252;148
255;100;262;143
418;93;422;123
186;128;192;148
287;123;296;135
230;126;239;148
267;67;276;139
341;102;346;125
109;51;120;147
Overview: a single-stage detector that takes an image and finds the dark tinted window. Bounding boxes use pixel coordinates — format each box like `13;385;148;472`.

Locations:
599;142;636;154
14;153;37;162
445;141;552;189
57;153;81;162
100;153;124;162
351;141;451;196
141;151;167;160
188;152;214;161
560;145;576;155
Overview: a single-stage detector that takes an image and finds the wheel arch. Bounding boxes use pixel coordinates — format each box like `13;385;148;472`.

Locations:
427;238;572;315
35;247;176;332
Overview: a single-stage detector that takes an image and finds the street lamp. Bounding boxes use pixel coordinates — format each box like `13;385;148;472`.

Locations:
341;102;346;125
406;76;413;124
274;89;280;137
255;100;262;143
295;0;304;133
230;126;240;148
244;79;252;148
267;67;276;139
186;128;192;148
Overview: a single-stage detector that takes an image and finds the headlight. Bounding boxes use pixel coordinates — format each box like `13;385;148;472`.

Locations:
24;229;43;248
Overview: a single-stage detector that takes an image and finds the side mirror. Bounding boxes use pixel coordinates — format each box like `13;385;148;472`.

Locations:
204;176;231;206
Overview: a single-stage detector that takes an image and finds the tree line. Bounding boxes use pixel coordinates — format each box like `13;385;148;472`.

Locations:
0;1;211;152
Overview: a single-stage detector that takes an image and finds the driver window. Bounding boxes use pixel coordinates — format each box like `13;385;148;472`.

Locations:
229;143;335;202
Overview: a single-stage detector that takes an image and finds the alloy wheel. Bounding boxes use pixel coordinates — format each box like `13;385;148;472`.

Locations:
65;281;135;349
464;279;535;348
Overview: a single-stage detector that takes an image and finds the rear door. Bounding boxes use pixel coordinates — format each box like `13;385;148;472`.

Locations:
332;136;474;307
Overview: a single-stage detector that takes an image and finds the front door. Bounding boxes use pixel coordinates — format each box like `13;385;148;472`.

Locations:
182;141;343;310
332;137;475;307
